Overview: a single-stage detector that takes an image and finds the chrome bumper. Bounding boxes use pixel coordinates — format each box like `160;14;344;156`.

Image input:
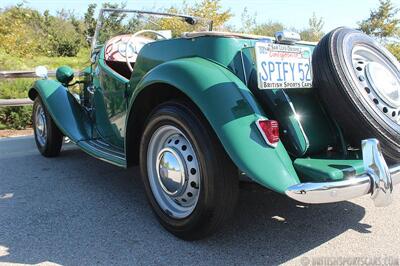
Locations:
285;139;400;207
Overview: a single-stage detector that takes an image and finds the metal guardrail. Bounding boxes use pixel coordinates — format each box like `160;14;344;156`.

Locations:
0;98;33;106
0;70;57;79
0;69;82;107
0;70;82;79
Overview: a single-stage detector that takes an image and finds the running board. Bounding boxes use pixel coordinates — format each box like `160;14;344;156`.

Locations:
77;139;126;167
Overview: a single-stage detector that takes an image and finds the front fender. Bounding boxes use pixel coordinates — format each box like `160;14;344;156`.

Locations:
29;79;91;142
128;57;300;193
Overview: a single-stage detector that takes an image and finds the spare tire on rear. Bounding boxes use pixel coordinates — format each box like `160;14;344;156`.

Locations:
312;27;400;163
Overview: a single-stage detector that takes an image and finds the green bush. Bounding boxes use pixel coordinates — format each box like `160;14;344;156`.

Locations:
0;78;33;129
0;79;33;99
44;12;84;57
0;106;32;129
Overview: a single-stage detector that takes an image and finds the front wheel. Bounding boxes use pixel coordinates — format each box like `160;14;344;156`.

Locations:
32;97;63;157
139;100;238;240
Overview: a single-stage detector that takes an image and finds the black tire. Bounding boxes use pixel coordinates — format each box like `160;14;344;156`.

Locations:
313;27;400;163
32;97;63;157
139;100;238;240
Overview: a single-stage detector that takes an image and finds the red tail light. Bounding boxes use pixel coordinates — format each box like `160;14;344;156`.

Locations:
256;119;279;147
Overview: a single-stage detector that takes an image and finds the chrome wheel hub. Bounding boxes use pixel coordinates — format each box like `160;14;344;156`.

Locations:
147;125;200;219
366;62;400;107
157;147;186;196
34;105;47;146
352;45;400;125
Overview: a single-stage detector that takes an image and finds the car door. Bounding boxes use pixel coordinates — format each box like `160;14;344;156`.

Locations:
92;59;129;149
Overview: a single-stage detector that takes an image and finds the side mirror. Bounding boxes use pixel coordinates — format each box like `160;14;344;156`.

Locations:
56;66;74;85
35;66;48;79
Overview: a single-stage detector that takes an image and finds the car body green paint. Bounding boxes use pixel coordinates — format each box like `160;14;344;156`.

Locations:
30;79;127;167
294;158;364;181
128;57;300;192
30;79;91;143
29;33;364;194
93;49;128;147
55;66;75;85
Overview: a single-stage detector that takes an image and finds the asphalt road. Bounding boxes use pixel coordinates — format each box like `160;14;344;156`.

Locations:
1;136;400;266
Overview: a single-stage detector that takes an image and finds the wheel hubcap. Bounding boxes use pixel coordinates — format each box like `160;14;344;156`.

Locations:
352;45;400;125
157;147;186;196
34;105;47;146
366;62;400;107
147;125;200;219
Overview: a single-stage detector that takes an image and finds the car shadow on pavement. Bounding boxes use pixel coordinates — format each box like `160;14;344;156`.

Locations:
0;143;369;265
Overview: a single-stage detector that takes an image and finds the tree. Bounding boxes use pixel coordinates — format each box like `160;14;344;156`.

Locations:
83;2;147;45
240;7;257;34
188;0;232;29
300;12;324;42
238;8;286;37
0;5;84;57
387;43;400;59
359;0;400;60
99;2;128;43
84;4;97;39
359;0;400;41
252;21;285;37
157;0;233;37
0;6;47;56
46;15;83;56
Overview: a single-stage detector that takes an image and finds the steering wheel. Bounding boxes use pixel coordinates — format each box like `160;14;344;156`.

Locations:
125;30;168;72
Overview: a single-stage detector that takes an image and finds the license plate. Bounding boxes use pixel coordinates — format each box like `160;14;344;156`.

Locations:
255;42;313;89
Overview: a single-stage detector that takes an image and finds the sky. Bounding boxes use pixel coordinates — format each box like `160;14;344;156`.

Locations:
1;0;400;32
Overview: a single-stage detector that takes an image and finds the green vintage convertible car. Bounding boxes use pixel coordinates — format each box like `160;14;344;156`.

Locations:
29;9;400;240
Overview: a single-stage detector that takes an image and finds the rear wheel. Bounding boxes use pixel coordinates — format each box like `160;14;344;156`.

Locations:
32;97;63;157
139;100;238;240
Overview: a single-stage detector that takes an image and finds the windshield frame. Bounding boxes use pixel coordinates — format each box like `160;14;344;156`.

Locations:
90;8;213;53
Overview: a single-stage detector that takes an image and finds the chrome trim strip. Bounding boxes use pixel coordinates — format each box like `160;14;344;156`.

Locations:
281;90;310;153
83;140;126;161
240;50;248;86
77;141;126;168
285;138;400;206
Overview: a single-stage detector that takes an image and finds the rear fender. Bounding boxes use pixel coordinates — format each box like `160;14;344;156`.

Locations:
127;57;300;193
29;79;91;142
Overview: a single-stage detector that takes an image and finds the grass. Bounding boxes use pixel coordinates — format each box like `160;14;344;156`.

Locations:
0;48;90;71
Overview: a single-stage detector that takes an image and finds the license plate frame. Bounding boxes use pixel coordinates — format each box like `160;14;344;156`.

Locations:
255;42;313;89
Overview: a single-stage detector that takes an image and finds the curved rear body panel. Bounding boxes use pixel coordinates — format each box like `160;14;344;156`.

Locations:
128;57;301;193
